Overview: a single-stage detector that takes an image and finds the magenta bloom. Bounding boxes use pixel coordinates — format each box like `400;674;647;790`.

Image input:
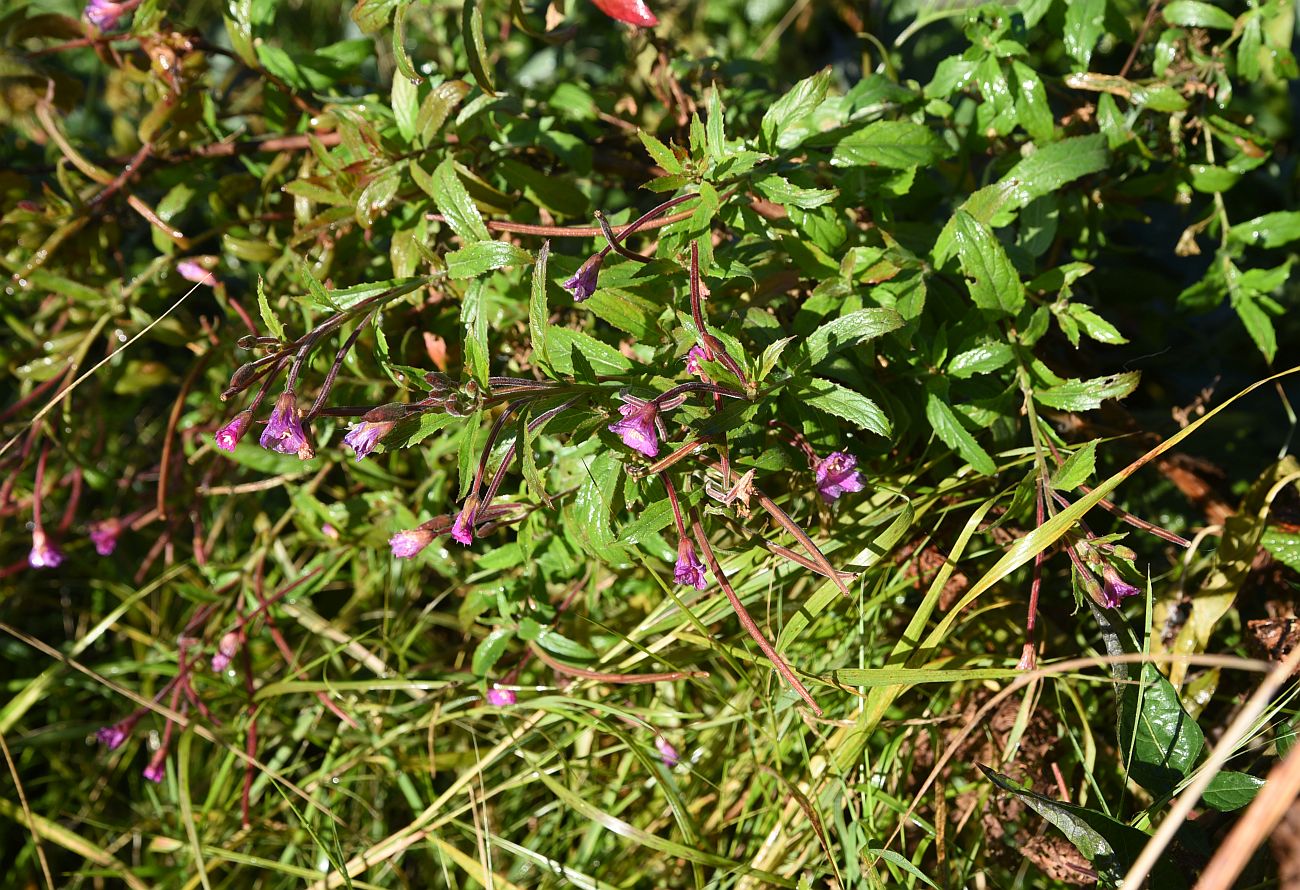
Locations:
814;451;865;502
88;519;123;556
28;528;63;569
211;630;241;672
177;260;215;285
609;399;661;458
655;735;679;767
342;421;393;461
674;539;707;590
84;0;138;30
486;686;516;707
96;724;129;750
259;391;312;458
142;752;166;784
1101;566;1142;608
450;510;475;546
389;528;434;559
684;345;709;378
562;254;603;302
215;409;252;452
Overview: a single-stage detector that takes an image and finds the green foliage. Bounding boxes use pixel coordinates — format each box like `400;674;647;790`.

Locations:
1;0;1298;887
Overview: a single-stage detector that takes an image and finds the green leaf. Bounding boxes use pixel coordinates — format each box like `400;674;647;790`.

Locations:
1163;0;1236;29
568;450;622;560
925;389;997;476
1050;441;1097;490
832;120;947;170
1229;211;1300;249
1234;296;1277;363
1262;527;1300;573
392;73;419;142
760;68;831;152
1068;304;1128;345
462;0;495;94
799;378;891;437
753;174;838;210
446;241;533;279
1011;60;1054;143
1064;0;1106;70
351;0;398;32
802;308;903;366
256;276;285;340
948;342;1014;378
638;130;683;174
1188;164;1240;193
417;80;472;145
461;278;490;386
1119;663;1206;796
387;411;457;448
981;766;1186;889
546;327;633;376
529;240;551;370
419;158;491;243
1202;770;1264;811
472;628;514;676
950;211;1025;315
1035;372;1140;411
536;629;597;661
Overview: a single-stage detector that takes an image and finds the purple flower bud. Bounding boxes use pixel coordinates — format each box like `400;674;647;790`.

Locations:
450;497;478;546
259;390;313;458
96;724;128;750
28;528;64;569
142;751;166;784
609;399;660;458
84;0;134;30
211;630;241;672
684;345;709;378
389;528;434;559
655;735;679;767
177;259;216;285
341;420;394;461
1101;565;1142;608
562;254;603;302
486;686;516;706
814;451;865;503
215;409;253;452
673;538;707;590
88;518;124;556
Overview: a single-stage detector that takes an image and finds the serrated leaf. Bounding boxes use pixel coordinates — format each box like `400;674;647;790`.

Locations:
462;278;490;386
1051;441;1097;490
256;276;284;340
1234;296;1277;363
529;240;551;369
472;628;514;676
1035;372;1140;411
638;130;683;174
951;211;1025;315
1202;770;1264;811
802;308;903;366
925;389;997;476
831;120;947;170
1229;211;1300;249
392;73;419;142
462;0;495;94
1120;663;1206;796
753;174;838;210
761;68;831;151
1064;0;1106;70
799;378;891;437
418;158;491;243
569;450;622;559
446;241;533;279
948;342;1014;378
546;327;633;376
386;411;457;448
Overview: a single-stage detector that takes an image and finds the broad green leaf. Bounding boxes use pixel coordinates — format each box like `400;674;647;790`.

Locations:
1035;372;1140;411
799;378;891;437
1119;663;1205;796
256;276;285;340
472;628;514;676
387;411;457;448
568;450;622;560
981;766;1187;889
1063;0;1106;70
536;628;597;661
1050;440;1097;490
1163;0;1236;29
638;131;683;174
1229;211;1300;249
948;342;1014;378
1011;60;1054;143
925;389;997;476
753;174;838;210
462;0;494;94
446;241;532;279
1201;770;1264;811
760;68;831;151
417;158;491;243
1234;296;1277;362
392;72;419;142
832;121;947;170
546;327;634;376
802;308;903;366
950;211;1025;315
1262;527;1300;572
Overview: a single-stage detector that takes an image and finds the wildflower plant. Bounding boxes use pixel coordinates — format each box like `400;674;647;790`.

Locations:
2;0;1300;887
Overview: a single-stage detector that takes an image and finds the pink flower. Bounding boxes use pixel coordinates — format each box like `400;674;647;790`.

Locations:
673;538;707;590
609;398;661;458
684;345;709;378
177;260;215;285
88;518;123;556
1101;565;1142;608
142;751;166;783
389;528;434;559
592;0;658;27
342;420;393;461
28;527;63;569
655;735;679;767
486;686;516;706
96;724;128;750
259;391;312;458
562;254;603;302
814;451;864;502
215;409;252;452
84;0;140;30
211;630;241;672
450;497;479;546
